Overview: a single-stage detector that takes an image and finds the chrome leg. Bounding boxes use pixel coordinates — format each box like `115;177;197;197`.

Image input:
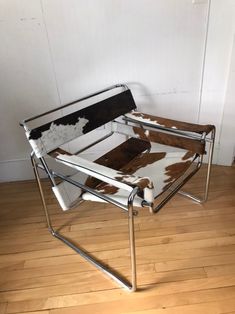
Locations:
203;129;215;201
31;152;53;233
31;151;139;291
53;231;133;290
178;128;215;203
128;187;138;291
177;190;205;203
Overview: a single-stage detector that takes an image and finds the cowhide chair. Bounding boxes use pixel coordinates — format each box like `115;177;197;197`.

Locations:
20;84;215;291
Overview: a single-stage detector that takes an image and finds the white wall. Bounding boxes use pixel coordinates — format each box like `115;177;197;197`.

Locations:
218;34;235;165
0;0;60;180
199;0;235;165
0;0;234;182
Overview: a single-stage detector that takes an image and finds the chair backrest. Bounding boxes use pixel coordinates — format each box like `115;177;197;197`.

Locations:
25;89;136;158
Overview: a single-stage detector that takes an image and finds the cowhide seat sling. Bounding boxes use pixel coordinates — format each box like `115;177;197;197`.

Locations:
20;84;215;291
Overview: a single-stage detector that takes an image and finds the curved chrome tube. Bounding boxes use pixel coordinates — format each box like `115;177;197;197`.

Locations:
127;187;139;291
30;152;140;291
20;84;129;127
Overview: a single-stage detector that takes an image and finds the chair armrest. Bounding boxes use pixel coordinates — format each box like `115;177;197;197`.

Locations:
49;149;152;193
124;111;215;135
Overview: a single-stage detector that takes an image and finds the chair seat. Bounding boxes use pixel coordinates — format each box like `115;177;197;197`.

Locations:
82;139;197;207
52;137;197;209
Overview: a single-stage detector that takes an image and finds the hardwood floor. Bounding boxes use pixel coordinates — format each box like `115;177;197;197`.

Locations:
0;165;235;314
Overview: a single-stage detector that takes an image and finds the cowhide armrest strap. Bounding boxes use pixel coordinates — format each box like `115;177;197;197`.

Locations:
125;111;215;135
49;149;152;192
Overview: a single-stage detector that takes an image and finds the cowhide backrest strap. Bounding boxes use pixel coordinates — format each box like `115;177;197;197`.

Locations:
27;89;136;158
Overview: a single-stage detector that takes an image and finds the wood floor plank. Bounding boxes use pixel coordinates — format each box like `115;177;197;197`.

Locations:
3;226;235;256
155;253;235;272
0;303;7;314
5;286;235;313
2;273;235;303
120;299;235;314
205;262;235;277
0;165;235;313
0;265;205;292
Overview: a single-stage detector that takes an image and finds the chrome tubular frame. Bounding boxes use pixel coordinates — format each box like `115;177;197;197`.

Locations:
178;128;215;203
153;155;202;213
26;83;215;292
30;152;138;291
123;116;209;142
73;131;114;155
20;84;129;128
122;117;216;208
31;153;53;233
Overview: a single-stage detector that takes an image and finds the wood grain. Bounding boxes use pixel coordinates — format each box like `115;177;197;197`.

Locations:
0;164;235;313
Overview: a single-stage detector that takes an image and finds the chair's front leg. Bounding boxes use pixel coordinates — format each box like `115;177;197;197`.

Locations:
30;152;54;234
31;152;139;292
127;187;139;292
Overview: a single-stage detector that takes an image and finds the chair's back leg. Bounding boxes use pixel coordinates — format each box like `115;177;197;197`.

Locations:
178;128;216;203
203;128;216;202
